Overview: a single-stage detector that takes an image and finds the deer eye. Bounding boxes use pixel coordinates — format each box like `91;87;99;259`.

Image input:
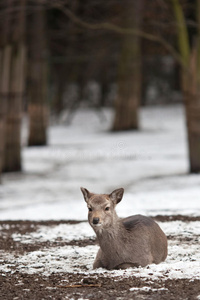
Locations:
105;207;110;211
88;207;92;212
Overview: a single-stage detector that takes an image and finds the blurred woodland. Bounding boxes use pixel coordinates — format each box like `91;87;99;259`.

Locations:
0;0;200;178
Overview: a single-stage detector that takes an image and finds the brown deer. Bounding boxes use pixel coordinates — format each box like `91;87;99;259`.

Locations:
81;187;167;270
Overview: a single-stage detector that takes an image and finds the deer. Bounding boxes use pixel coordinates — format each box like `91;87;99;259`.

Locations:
80;187;167;270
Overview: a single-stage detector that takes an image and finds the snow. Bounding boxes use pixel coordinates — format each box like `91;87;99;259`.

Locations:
0;104;200;281
0;105;200;220
11;222;94;243
1;221;200;280
8;220;200;244
130;287;168;292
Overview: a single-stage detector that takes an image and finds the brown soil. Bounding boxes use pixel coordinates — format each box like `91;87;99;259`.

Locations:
0;216;200;300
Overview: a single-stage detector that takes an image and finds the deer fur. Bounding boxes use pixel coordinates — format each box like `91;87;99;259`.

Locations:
80;187;168;270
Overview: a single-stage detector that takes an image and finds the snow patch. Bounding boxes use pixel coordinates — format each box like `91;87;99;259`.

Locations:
1;221;200;280
1;105;199;221
12;223;94;244
130;286;168;292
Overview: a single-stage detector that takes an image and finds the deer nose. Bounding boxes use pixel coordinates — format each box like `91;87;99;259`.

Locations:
93;217;100;225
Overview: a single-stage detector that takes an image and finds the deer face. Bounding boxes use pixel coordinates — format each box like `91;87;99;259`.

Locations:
80;187;124;231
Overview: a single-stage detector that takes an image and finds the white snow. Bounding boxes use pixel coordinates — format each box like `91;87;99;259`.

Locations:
0;105;200;220
130;287;168;292
11;222;94;244
1;221;200;280
0;104;200;281
8;220;200;244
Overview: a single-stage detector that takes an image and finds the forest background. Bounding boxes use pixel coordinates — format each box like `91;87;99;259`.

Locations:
0;0;200;177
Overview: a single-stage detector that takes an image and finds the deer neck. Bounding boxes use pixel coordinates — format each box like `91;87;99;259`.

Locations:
95;216;124;252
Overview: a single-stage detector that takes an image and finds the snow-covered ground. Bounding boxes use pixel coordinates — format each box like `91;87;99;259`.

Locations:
0;221;200;280
0;104;200;283
0;104;199;220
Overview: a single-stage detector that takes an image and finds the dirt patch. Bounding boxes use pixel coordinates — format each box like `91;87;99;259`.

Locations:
154;215;200;222
0;216;200;299
0;220;96;254
0;272;199;300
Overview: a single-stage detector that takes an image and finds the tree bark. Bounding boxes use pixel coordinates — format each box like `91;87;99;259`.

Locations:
0;49;7;177
2;0;26;172
112;0;143;131
185;99;200;173
0;0;26;173
3;43;26;172
171;0;200;173
183;48;200;173
0;1;11;176
27;3;48;146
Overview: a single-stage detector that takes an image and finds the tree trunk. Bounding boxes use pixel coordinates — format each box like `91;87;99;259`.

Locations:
185;99;200;173
171;0;200;173
3;0;26;172
184;48;200;173
0;1;11;176
0;49;7;177
0;0;26;172
0;51;2;177
27;3;48;146
112;0;143;131
3;43;26;172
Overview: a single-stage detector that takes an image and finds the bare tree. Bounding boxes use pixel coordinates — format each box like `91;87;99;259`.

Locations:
27;1;48;146
171;0;200;172
55;0;200;172
0;0;26;172
112;0;144;131
0;1;10;176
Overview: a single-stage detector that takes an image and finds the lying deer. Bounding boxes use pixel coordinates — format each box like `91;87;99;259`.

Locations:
81;187;167;270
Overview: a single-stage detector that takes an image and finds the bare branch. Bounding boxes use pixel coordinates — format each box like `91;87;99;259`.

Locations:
0;0;186;67
51;1;185;67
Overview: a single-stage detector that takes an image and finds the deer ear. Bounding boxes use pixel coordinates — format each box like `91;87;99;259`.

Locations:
80;187;93;203
109;188;124;204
